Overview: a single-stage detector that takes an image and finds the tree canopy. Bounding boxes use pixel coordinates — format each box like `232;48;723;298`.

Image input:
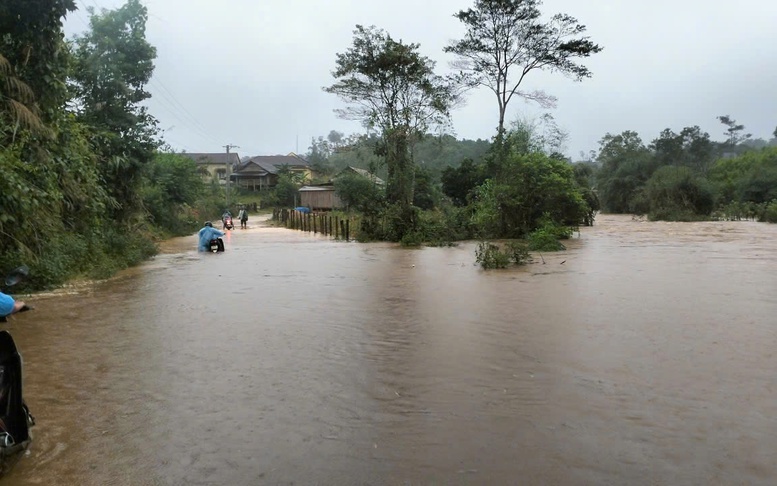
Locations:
445;0;602;134
324;25;459;238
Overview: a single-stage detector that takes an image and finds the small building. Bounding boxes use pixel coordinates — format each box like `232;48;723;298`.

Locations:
299;184;343;210
297;166;384;211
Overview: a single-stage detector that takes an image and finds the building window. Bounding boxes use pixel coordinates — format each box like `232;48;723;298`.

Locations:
217;169;226;180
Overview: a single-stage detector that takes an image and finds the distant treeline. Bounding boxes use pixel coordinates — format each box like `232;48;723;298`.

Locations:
303;116;777;242
592;119;777;222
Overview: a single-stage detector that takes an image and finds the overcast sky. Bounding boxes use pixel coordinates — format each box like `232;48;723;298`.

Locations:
64;0;777;160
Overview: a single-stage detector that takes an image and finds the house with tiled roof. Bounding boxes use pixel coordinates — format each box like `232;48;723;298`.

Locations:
181;152;241;184
231;153;313;190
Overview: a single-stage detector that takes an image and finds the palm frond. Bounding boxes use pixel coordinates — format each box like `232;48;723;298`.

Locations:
0;53;50;138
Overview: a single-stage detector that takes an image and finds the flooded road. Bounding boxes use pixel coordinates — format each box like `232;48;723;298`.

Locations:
4;214;777;485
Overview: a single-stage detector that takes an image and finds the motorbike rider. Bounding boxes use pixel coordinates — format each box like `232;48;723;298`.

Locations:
198;221;225;252
222;209;233;230
0;291;25;317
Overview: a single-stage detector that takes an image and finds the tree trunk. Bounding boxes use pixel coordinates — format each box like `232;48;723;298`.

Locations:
384;128;415;239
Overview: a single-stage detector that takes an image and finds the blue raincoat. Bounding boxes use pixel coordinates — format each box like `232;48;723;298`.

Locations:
198;226;225;252
0;292;15;317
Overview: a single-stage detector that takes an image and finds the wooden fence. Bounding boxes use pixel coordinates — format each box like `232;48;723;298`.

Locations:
272;209;356;241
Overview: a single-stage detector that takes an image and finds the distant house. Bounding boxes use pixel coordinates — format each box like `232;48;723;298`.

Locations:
232;153;314;190
299;183;343;210
337;166;385;186
182;152;241;184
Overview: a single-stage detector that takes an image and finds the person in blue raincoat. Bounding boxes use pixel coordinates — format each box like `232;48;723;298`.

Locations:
197;221;225;252
0;291;25;317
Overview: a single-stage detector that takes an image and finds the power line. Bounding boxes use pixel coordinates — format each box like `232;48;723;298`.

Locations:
149;78;215;139
147;83;222;147
150;99;220;147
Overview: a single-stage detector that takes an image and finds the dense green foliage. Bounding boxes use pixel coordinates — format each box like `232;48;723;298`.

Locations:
262;168;307;208
304;118;594;252
0;0;215;288
70;0;160;221
324;25;458;239
594;122;777;222
333;173;384;212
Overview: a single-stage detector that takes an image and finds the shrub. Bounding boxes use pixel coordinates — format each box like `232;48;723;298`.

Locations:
528;229;566;251
475;241;511;269
475;240;533;269
758;200;777;223
645;166;715;221
527;217;569;251
506;241;532;264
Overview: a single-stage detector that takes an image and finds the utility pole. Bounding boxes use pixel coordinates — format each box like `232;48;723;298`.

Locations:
224;144;239;208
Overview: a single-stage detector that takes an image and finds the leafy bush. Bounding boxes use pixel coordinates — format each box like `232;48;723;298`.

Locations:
141;153;205;236
645;166;715;221
400;231;424;247
758;200;777;223
506;241;532;264
528;230;566;251
471;151;588;238
475;240;533;269
475;242;511;269
526;217;570;251
710;147;777;205
334;172;385;212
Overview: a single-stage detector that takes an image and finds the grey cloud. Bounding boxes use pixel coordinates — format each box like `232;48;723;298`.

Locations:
65;0;777;159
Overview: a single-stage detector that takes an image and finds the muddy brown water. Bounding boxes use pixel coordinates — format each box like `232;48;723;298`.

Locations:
2;214;776;485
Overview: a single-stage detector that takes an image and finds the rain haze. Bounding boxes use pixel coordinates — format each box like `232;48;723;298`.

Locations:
64;0;777;159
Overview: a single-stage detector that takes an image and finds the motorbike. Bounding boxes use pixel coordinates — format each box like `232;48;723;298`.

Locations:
0;266;35;472
223;215;234;230
209;237;225;253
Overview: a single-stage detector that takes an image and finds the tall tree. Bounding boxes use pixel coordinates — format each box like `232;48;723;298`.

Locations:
595;131;653;213
324;25;457;238
717;115;751;146
70;0;159;220
445;0;602;135
650;126;714;174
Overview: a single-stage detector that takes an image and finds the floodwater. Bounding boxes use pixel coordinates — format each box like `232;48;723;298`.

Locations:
3;214;777;485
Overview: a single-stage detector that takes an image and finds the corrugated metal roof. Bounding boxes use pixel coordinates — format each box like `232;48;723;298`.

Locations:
299;185;335;192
